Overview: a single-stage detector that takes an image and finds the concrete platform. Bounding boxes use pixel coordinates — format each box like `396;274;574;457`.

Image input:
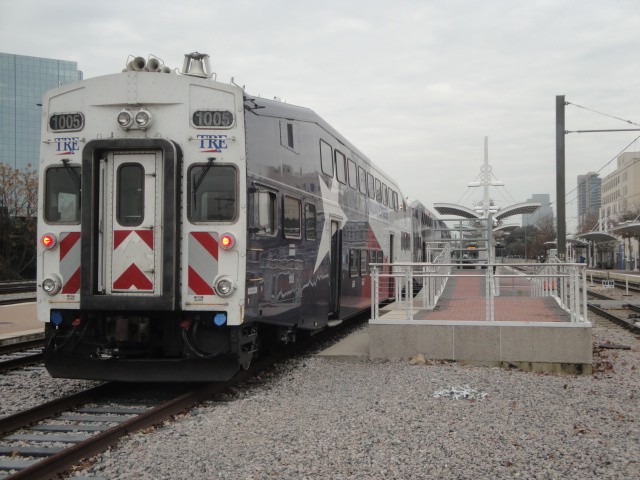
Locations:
318;331;369;361
321;269;593;374
0;302;44;347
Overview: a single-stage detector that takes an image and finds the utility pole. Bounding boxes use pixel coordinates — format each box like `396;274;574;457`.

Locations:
556;95;566;260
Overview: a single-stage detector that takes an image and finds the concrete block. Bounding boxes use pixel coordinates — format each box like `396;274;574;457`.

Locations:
500;325;592;364
369;324;453;360
453;325;501;362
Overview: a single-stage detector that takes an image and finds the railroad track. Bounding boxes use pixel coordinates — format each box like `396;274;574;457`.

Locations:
0;315;366;479
0;282;36;296
0;381;232;479
0;338;44;373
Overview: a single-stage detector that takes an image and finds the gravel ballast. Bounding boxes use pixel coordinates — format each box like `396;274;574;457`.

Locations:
71;315;639;480
1;315;638;479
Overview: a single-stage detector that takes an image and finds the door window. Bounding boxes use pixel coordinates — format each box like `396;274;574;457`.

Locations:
117;164;144;226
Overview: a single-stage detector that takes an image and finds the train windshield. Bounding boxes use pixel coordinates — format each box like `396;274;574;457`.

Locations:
44;165;81;223
189;164;237;222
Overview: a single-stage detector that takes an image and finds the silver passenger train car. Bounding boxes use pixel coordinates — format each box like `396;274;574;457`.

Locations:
37;53;427;381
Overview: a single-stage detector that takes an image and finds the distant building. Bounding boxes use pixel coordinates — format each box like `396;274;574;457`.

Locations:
577;172;601;226
0;52;82;171
522;193;553;227
601;151;640;219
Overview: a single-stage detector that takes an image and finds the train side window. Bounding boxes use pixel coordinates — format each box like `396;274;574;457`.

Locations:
360;249;368;275
189;164;237;222
251;190;276;235
283;195;302;239
349;249;359;277
375;178;382;203
305;202;316;240
347;159;357;189
117;163;144;226
320;140;333;177
392;190;399;211
382;183;388;206
358;166;367;194
367;173;375;199
44;165;81;223
335;150;347;184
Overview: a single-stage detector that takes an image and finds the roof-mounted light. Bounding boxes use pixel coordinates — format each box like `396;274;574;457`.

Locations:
117;110;134;129
135;109;153;129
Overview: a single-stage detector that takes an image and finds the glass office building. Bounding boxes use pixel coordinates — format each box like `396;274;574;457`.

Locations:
0;53;82;171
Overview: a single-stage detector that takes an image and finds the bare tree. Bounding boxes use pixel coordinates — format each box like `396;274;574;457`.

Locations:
0;164;38;280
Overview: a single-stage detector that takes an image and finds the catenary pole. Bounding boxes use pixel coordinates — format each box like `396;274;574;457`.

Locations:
556;95;566;260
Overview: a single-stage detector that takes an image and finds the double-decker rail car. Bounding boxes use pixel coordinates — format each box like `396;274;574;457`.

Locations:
37;53;418;381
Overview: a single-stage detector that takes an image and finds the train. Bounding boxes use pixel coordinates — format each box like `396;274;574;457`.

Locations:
37;52;437;381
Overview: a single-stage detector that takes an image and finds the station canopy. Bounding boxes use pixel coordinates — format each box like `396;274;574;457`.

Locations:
433;201;540;221
610;221;640;237
576;231;618;243
433;203;480;219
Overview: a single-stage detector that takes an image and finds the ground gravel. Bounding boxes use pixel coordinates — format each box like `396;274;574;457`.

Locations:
61;315;640;480
0;366;97;418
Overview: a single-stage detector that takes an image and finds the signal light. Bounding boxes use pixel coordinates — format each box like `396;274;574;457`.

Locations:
41;233;57;249
219;232;236;250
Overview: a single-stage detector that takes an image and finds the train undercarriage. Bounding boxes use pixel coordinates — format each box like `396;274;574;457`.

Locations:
44;311;260;382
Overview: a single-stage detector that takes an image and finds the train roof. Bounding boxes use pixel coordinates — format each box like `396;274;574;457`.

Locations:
243;93;403;192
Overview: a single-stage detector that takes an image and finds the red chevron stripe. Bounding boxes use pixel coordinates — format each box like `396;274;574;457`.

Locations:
59;232;81;261
188;266;214;295
113;264;153;290
61;267;81;294
190;232;218;260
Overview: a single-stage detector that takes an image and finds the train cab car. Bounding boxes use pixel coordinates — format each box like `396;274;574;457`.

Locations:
37;53;415;382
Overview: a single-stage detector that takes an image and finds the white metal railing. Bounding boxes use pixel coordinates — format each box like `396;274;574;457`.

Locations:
370;258;588;323
370;245;452;321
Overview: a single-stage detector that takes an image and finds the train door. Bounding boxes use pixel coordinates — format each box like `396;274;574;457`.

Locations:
100;152;162;295
329;220;341;318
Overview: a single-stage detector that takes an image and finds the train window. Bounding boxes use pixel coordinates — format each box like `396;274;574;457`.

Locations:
283;195;302;239
304;203;316;240
358;166;367;194
382;183;388;206
335;150;347;184
117;164;144;226
375;178;382;203
349;249;359;277
360;250;368;275
320;140;333;177
44;165;81;223
287;123;294;148
251;190;276;235
347;159;357;189
392;191;399;211
189;164;237;222
367;174;375;199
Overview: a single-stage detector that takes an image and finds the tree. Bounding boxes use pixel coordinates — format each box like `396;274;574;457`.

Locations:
0;164;38;280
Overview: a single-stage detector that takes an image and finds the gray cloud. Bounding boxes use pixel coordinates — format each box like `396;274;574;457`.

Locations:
2;0;639;230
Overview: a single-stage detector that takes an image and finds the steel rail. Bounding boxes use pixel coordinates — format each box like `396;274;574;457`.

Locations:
587;303;640;334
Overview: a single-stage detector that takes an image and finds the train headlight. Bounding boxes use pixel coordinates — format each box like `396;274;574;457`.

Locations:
42;275;62;296
117;110;134;129
219;232;236;250
135;109;153;129
41;233;58;250
214;277;236;297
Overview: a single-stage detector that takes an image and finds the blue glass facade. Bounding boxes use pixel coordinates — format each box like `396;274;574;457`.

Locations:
0;53;82;171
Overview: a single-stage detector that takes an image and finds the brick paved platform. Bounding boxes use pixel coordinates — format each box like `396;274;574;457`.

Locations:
416;270;570;322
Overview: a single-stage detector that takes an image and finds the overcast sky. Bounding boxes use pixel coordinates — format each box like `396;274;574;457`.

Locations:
2;0;639;231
